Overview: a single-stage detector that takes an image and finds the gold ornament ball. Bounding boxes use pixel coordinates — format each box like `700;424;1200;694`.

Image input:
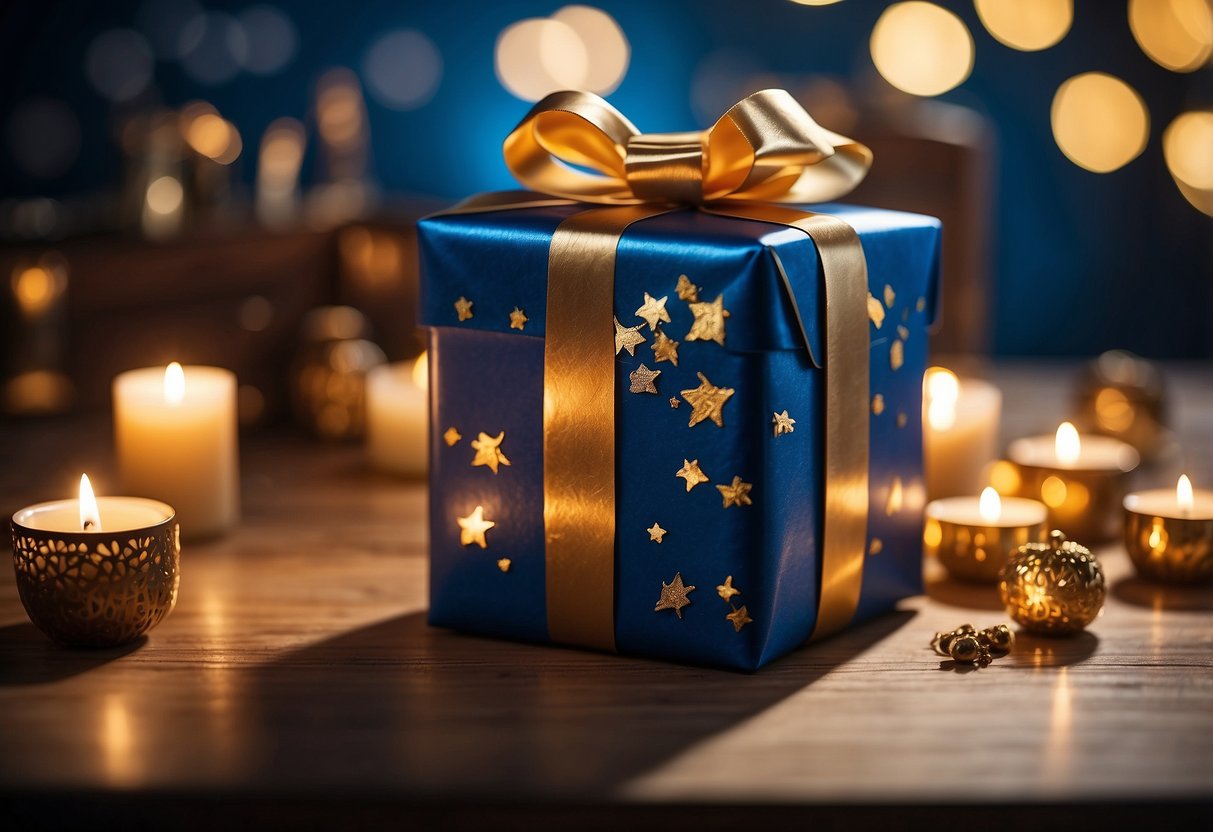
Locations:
998;530;1105;636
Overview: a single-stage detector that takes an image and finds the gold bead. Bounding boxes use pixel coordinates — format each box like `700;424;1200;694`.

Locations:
998;530;1106;636
948;634;985;664
981;624;1015;654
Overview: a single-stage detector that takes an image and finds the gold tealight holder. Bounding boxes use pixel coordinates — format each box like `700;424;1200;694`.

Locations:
10;476;180;648
1007;422;1139;542
925;488;1049;582
1123;475;1213;584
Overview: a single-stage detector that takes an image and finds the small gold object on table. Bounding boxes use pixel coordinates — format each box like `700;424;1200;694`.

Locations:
1007;421;1139;541
931;623;1015;666
9;474;180;648
1123;475;1213;584
925;487;1048;582
998;530;1105;636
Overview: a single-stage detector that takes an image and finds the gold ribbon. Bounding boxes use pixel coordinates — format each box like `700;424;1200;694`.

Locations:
446;90;873;650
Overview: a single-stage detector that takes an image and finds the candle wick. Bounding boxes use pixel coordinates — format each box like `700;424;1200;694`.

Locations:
82;520;95;531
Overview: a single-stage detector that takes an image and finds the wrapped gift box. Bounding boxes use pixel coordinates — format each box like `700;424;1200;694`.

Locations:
418;202;940;670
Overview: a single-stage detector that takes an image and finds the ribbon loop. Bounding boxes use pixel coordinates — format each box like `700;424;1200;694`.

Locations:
624;131;704;205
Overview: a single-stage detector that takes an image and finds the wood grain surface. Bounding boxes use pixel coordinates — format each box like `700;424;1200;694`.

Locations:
1;362;1210;825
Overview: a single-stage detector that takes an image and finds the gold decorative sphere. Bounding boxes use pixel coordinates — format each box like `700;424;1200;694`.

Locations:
998;530;1105;636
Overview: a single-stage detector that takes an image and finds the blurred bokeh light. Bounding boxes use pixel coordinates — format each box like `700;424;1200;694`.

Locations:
1128;0;1213;72
1051;72;1149;173
974;0;1072;51
870;2;973;96
363;29;444;110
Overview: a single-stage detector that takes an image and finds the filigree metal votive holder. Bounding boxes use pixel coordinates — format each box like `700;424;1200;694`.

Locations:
10;498;180;647
1124;484;1213;584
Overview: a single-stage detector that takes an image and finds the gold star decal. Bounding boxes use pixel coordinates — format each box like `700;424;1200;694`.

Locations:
916;296;927;313
867;293;885;329
634;292;670;329
443;427;462;446
681;372;734;428
869;538;883;555
614;316;646;356
726;605;753;632
884;284;896;308
675;274;700;302
654;572;695;618
686;294;729;345
471;431;511;474
629;363;661;394
509;306;528;330
669;397;680;409
897;412;907;428
676;459;709;491
872;394;885;415
716;575;741;601
457;505;495;548
716;475;753;508
647;522;667;543
772;410;796;437
890;338;904;371
650;328;680;366
497;558;511;572
897;324;909;340
454;296;473;321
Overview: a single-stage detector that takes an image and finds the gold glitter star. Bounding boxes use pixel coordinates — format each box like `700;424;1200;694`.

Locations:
867;293;885;329
497;558;511;572
772;410;796;437
916;296;927;313
890;338;904;371
457;505;495;548
614;316;646;356
509;306;528;330
454;296;473;321
686;294;729;345
869;538;883;555
726;605;753;632
872;394;885;415
716;575;741;601
681;372;734;428
675;274;700;302
471;431;511;474
669;397;680;409
634;292;670;329
676;459;709;491
647;522;667;543
629;363;661;394
897;324;909;340
443;427;462;446
654;572;695;618
650;328;680;366
716;475;753;508
897;411;907;428
884;284;896;308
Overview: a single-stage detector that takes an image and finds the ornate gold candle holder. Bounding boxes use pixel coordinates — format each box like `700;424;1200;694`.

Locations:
925;488;1048;582
1007;422;1139;542
10;489;180;648
999;530;1105;636
1123;476;1213;584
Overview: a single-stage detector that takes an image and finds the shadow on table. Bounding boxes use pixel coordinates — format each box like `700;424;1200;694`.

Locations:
1004;631;1099;668
1112;576;1213;612
925;574;1003;611
242;609;914;799
0;621;146;685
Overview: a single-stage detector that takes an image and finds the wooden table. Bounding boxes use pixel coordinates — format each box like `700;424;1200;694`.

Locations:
2;363;1211;828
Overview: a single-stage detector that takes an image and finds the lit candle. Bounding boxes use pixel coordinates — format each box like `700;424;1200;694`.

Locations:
1123;474;1213;584
9;474;180;647
113;362;240;540
365;353;428;476
922;367;1002;499
925;486;1048;582
1007;421;1138;541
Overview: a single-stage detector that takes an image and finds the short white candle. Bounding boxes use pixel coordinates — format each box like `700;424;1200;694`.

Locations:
925;487;1049;582
13;474;176;533
113;363;239;540
922;367;1001;499
365;354;428;476
1124;475;1213;521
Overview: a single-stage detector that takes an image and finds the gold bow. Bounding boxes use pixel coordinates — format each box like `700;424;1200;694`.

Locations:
504;88;872;206
440;90;872;656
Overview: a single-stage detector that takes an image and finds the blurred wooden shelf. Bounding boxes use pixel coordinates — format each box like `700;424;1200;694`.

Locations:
1;362;1211;828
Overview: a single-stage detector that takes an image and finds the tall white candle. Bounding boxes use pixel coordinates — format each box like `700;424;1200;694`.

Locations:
366;354;428;476
922;367;1002;499
113;363;239;539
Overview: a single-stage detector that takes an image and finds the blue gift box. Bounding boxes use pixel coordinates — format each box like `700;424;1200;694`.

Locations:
418;202;940;671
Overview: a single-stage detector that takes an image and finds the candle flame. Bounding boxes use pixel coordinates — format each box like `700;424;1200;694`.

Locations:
979;486;1002;523
79;473;102;531
1178;474;1194;515
924;367;959;431
164;362;185;405
411;352;428;388
1055;421;1081;465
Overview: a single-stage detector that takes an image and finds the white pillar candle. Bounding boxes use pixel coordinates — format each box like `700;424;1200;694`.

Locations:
365;354;428;476
113;363;239;540
923;367;1002;500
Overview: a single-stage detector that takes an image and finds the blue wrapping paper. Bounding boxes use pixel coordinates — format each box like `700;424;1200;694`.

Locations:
418;203;941;671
